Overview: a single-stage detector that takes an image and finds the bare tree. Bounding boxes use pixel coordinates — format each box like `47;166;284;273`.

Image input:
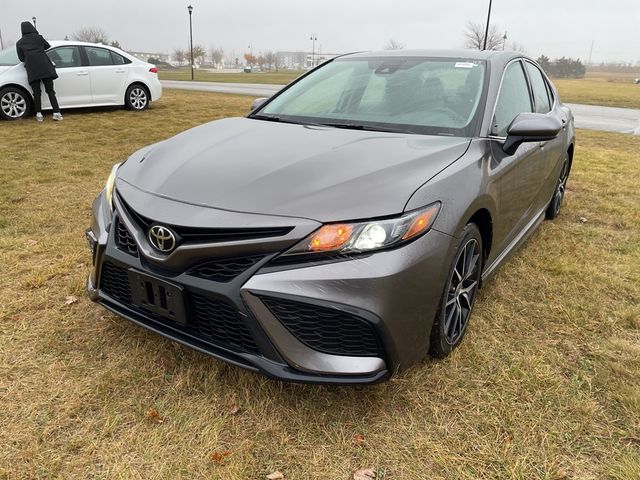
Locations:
508;41;527;54
384;38;405;50
71;27;109;44
173;48;186;65
464;21;502;50
264;51;277;71
192;45;206;66
210;47;224;67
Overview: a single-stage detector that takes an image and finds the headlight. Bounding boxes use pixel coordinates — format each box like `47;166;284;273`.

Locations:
104;163;122;210
283;202;441;256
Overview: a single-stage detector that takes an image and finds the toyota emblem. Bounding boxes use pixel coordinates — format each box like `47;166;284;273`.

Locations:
148;225;177;252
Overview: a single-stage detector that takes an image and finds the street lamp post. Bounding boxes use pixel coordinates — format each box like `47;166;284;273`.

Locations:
310;34;317;67
482;0;492;50
502;31;507;50
187;5;194;80
32;16;37;29
248;44;253;67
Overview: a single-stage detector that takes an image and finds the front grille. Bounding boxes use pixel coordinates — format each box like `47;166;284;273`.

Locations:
188;255;265;282
100;261;132;304
99;261;260;354
260;296;382;357
114;217;139;257
117;192;293;243
190;293;260;353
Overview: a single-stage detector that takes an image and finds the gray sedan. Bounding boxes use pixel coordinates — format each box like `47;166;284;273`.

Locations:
87;49;574;384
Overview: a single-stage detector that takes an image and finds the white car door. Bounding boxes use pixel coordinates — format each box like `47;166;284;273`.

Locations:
84;46;129;105
44;46;91;107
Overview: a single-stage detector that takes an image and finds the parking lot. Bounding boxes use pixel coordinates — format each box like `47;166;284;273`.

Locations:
1;89;638;479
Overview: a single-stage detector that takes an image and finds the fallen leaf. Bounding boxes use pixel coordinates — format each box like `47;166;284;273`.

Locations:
64;295;78;305
210;451;232;465
353;468;376;480
146;408;164;423
228;399;241;415
352;433;365;446
25;239;38;246
266;471;284;480
553;469;568;480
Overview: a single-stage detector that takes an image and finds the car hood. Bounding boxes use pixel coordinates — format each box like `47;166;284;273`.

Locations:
118;117;471;222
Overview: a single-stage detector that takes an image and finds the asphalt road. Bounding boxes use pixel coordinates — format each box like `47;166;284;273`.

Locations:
161;80;640;135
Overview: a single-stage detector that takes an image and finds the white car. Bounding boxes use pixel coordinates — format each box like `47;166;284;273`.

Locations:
0;40;162;120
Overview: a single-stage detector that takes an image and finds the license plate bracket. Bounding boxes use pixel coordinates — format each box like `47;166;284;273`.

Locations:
127;269;187;325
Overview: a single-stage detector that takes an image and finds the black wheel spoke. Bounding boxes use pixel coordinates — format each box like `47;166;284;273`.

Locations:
443;236;481;345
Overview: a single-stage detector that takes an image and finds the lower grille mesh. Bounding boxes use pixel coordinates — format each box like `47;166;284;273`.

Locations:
260;296;381;357
99;261;259;354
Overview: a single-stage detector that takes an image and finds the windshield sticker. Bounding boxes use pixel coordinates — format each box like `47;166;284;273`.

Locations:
455;62;476;69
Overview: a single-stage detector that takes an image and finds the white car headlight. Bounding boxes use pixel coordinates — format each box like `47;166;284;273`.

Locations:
283;202;441;256
104;163;122;210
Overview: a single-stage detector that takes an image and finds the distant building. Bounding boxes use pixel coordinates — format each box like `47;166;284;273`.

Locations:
128;51;171;63
276;51;342;70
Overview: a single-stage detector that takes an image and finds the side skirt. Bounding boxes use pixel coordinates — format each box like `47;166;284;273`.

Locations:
481;208;546;282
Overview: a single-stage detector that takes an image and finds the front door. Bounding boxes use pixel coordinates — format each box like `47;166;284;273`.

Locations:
489;60;545;253
44;46;91;108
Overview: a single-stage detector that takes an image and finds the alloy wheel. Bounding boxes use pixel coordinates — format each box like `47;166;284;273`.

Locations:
129;88;148;110
552;157;570;216
1;91;27;119
444;238;481;345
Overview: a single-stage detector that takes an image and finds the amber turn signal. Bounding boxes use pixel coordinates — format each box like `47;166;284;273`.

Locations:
308;224;354;252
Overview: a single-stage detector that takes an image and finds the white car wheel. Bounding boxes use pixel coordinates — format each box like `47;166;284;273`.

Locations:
126;85;149;111
0;88;30;120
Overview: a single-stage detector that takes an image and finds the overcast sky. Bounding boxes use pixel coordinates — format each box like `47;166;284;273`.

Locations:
2;0;639;63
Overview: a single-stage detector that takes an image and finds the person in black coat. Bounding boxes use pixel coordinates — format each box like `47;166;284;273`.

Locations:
16;21;63;121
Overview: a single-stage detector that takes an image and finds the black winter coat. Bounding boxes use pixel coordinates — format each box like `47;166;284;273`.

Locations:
15;22;58;84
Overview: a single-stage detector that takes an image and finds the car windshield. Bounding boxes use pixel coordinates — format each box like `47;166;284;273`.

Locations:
255;56;486;136
0;47;20;66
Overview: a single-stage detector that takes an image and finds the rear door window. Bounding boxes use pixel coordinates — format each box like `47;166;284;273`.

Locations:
85;47;114;66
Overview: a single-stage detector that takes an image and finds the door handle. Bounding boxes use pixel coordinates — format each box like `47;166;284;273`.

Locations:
76;70;89;76
115;69;127;73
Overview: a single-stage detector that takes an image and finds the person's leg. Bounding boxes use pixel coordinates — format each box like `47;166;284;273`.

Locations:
43;78;61;114
29;80;42;114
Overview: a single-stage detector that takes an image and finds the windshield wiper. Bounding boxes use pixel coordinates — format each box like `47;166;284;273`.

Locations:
318;122;410;134
250;114;281;122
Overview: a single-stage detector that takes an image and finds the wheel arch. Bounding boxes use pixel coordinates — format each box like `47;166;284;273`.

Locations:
467;208;493;267
0;83;34;110
126;81;152;101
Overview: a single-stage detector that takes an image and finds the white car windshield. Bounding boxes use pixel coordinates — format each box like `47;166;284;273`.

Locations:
0;47;20;66
256;56;487;136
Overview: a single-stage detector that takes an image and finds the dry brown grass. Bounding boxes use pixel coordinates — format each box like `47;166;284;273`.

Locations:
1;90;639;479
553;69;640;109
158;68;304;85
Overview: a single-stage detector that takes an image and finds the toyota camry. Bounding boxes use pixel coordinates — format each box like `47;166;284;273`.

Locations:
86;49;574;384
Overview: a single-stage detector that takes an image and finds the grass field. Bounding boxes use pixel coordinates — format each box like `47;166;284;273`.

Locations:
158;68;304;85
554;77;640;110
1;90;639;479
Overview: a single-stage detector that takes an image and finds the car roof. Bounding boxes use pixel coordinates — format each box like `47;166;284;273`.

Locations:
342;49;525;68
48;40;138;60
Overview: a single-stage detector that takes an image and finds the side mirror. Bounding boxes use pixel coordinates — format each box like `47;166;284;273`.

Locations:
250;97;269;112
503;113;562;155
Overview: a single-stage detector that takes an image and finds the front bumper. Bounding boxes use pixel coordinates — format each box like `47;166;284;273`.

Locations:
87;185;453;384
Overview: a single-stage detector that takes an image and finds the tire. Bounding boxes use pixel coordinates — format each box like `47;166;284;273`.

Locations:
0;86;31;121
545;153;571;220
429;223;483;358
125;84;150;111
